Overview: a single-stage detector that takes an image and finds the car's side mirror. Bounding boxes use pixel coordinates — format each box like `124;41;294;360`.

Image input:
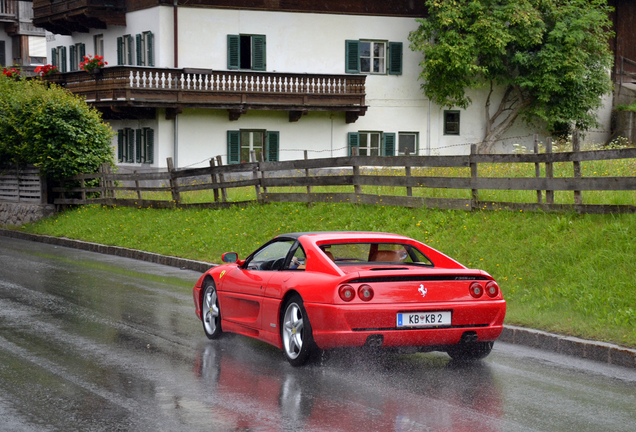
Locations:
222;252;239;263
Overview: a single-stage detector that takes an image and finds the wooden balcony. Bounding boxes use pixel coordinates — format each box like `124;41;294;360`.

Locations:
0;0;17;22
32;0;126;34
47;66;367;123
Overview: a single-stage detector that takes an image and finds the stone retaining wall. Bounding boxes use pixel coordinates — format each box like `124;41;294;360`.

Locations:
0;202;56;226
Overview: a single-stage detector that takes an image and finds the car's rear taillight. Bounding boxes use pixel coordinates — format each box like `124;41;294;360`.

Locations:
469;282;484;298
358;284;374;301
486;281;499;298
339;285;356;302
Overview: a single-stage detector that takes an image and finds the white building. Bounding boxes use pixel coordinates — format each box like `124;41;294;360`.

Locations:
1;0;46;71
34;0;612;171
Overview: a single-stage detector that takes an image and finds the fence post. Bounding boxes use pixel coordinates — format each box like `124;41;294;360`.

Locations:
216;155;228;202
98;163;106;199
404;148;413;197
250;150;262;200
134;170;142;200
470;144;479;210
105;164;115;198
545;138;554;204
572;130;583;205
534;134;542;204
351;146;362;195
80;177;87;202
209;159;219;202
259;152;268;194
304;150;313;207
166;157;181;205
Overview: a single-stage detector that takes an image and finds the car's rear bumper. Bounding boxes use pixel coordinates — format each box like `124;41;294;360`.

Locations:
305;300;506;350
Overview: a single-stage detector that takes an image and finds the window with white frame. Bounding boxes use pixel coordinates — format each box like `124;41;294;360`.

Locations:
117;128;155;164
94;34;104;57
398;132;418;155
69;43;85;71
227;130;279;164
348;132;397;156
345;40;402;75
136;31;154;66
117;35;134;65
51;46;67;72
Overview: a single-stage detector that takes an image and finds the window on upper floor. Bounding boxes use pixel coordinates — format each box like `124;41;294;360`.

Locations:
347;132;396;156
136;31;154;66
0;41;6;67
117;35;134;66
117;128;155;164
69;43;85;72
227;130;279;164
345;40;402;75
444;111;461;135
227;35;266;71
94;34;104;57
51;46;67;72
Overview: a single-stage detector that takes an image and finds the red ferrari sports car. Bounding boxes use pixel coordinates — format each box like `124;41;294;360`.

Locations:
193;232;506;366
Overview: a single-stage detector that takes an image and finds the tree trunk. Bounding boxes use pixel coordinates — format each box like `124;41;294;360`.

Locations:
478;83;531;154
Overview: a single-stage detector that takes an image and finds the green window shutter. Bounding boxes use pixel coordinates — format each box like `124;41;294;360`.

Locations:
117;130;124;162
388;42;403;75
79;43;85;61
345;40;360;73
69;46;75;71
252;35;266;71
227;130;240;164
126;129;135;163
383;133;396;156
266;131;279;162
117;37;123;65
147;32;154;66
348;132;360;156
51;48;56;67
136;34;142;65
135;129;142;163
145;129;154;164
60;46;67;72
126;35;134;65
227;35;240;70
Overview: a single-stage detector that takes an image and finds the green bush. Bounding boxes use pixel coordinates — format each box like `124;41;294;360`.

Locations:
0;75;114;179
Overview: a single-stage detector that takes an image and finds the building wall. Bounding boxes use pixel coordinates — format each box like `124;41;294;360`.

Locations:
45;5;613;170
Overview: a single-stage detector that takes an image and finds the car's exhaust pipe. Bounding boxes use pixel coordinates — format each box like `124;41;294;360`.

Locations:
460;331;478;343
365;334;384;347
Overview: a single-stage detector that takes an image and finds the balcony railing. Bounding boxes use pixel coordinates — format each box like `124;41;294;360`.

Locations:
47;66;367;122
0;0;17;20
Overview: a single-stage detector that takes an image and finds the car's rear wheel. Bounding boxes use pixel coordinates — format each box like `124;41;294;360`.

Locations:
446;341;493;361
281;294;317;366
202;280;222;339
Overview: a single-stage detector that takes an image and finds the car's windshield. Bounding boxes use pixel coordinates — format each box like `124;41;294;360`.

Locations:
319;242;433;266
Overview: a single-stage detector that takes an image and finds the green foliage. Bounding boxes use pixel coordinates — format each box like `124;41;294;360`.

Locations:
0;75;114;179
409;0;614;148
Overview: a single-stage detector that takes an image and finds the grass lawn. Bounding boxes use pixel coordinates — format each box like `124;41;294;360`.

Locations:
15;201;636;349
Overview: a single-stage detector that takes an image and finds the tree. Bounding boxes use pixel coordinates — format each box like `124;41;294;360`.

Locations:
0;75;114;179
409;0;614;153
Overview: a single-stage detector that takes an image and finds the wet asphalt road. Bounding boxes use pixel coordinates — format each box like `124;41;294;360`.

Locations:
0;236;635;432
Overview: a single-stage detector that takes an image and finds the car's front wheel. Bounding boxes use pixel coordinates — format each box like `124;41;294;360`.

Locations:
281;294;317;366
446;341;493;361
202;280;222;339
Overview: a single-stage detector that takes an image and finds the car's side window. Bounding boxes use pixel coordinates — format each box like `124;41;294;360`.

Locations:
246;240;294;271
286;245;306;271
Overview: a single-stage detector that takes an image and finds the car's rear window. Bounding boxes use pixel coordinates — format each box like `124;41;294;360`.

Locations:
319;242;433;266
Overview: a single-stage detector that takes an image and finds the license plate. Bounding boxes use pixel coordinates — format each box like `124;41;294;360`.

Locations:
397;311;451;327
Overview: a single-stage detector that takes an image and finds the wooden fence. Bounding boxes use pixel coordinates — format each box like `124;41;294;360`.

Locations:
0;166;45;203
53;136;636;214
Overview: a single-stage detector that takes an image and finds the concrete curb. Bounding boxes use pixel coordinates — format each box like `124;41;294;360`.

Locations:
2;228;635;369
0;228;214;273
